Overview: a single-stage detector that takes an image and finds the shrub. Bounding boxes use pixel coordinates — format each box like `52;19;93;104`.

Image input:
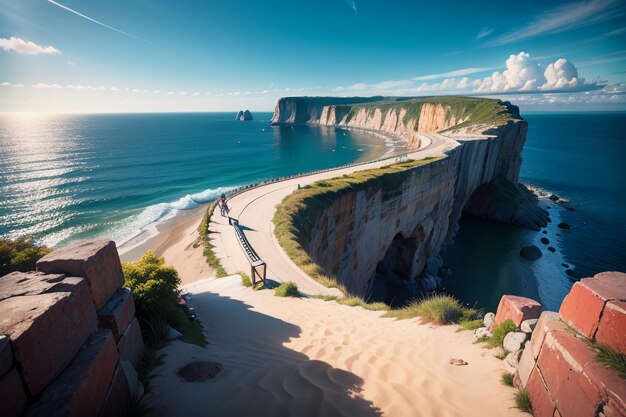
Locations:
514;389;533;414
274;281;300;297
384;294;477;324
0;238;51;276
501;372;514;387
123;251;181;320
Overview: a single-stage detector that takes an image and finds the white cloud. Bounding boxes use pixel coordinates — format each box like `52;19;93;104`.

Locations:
0;37;60;55
153;90;161;94
110;86;119;91
487;0;623;46
166;92;175;95
32;82;62;89
192;92;200;96
180;91;187;96
67;60;75;66
603;83;626;94
474;52;597;93
476;27;494;40
543;59;581;90
1;81;25;88
413;67;494;81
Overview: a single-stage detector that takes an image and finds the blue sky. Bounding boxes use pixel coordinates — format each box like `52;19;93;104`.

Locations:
0;0;625;112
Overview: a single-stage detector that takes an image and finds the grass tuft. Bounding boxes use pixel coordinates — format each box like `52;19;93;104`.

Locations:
514;389;533;414
587;341;626;379
384;294;477;324
240;272;252;287
274;281;300;297
197;201;228;277
457;318;484;332
482;319;517;348
501;372;514;387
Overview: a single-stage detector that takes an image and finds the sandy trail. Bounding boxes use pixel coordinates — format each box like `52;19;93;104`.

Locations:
147;276;524;417
208;132;457;296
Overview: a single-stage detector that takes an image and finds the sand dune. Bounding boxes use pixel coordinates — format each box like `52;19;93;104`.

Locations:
147;276;524;417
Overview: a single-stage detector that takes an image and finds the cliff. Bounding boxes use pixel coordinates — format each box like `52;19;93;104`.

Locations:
272;96;548;302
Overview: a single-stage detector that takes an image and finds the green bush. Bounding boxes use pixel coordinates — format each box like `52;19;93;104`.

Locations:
384;294;477;324
274;281;300;297
123;251;181;319
0;238;51;276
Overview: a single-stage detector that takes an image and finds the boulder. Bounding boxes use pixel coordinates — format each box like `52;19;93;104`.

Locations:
557;222;570;230
520;245;542;260
504;350;521;374
547;247;556;253
503;331;527;353
474;327;492;339
540;237;549;245
549;194;559;202
243;110;253;121
595;300;626;354
0;271;67;301
531;311;567;360
559;272;626;339
526;367;556;417
37;240;125;310
514;341;535;388
100;362;132;417
491;295;542;330
0;277;97;396
536;331;603;417
483;312;495;328
235;111;244;120
0;335;12;377
0;368;27;417
117;318;144;369
26;329;118;417
120;359;142;398
421;274;441;291
520;318;538;334
98;288;136;342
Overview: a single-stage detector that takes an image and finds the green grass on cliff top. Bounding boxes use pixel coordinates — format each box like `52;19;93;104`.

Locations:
273;156;441;295
331;96;520;130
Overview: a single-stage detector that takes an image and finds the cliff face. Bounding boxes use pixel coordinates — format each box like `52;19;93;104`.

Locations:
272;96;548;300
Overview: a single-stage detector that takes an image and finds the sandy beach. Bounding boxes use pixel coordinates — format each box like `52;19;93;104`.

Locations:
146;275;525;417
125;131;527;416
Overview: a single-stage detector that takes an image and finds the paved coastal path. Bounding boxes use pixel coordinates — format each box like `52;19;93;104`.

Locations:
209;132;457;296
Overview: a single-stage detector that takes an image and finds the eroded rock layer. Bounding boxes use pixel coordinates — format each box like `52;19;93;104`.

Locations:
272;96;548;298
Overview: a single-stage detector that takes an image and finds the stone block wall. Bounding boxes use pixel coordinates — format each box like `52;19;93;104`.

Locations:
489;272;625;417
0;240;144;417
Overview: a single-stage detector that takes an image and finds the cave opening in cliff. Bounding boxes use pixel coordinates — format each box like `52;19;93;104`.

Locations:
367;233;417;307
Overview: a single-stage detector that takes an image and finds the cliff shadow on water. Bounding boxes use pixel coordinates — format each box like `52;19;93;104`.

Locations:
272;96;549;307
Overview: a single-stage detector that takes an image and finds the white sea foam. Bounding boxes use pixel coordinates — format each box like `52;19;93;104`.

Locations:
114;186;234;252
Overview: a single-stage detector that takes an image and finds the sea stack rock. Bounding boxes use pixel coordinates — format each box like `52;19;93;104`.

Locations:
236;110;253;121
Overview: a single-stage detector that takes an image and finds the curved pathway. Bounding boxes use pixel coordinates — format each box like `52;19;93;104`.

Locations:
209;132;458;296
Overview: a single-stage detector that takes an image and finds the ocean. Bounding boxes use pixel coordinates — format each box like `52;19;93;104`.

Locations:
0;112;391;248
441;112;626;311
1;111;624;311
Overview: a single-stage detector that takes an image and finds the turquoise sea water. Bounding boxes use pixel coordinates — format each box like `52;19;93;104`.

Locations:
0;112;391;247
1;111;624;311
442;112;626;311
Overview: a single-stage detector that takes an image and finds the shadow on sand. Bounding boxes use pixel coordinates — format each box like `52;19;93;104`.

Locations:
148;287;382;417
